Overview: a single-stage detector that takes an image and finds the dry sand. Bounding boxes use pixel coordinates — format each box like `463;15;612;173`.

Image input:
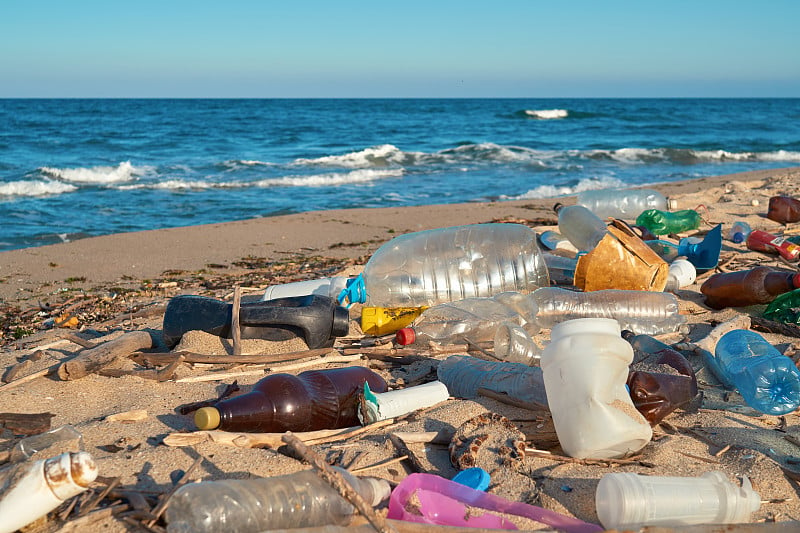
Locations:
1;166;800;532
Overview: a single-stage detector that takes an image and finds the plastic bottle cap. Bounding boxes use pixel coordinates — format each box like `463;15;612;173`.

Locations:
452;467;491;491
793;273;800;289
194;407;221;430
395;327;416;345
667;198;678;210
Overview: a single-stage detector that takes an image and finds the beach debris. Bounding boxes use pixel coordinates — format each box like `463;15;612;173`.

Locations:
281;431;397;533
105;409;148;423
56;330;154;381
0;412;55;436
449;412;526;472
0;451;98;533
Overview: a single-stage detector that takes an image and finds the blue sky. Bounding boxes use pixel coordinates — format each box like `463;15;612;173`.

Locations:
2;1;799;97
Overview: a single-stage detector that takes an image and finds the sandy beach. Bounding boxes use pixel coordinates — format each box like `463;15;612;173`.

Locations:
2;166;800;532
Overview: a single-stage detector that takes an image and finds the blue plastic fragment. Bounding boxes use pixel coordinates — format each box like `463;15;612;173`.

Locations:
452;467;491;491
337;274;367;307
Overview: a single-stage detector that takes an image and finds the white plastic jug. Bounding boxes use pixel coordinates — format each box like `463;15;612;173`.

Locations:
540;317;652;459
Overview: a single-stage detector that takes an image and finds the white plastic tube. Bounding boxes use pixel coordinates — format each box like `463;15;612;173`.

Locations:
0;452;98;533
262;276;349;301
360;381;450;424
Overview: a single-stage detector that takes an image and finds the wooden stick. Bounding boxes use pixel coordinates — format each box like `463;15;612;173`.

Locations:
387;433;426;473
350;455;408;475
57;331;154;381
163;426;365;448
282;432;397;533
173;354;365;383
0;366;57;392
132;347;335;366
232;286;242;356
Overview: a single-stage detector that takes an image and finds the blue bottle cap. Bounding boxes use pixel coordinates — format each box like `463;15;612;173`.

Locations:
452;467;491;491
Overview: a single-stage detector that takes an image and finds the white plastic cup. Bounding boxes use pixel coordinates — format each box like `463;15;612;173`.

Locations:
540;318;652;459
262;276;349;301
595;471;761;529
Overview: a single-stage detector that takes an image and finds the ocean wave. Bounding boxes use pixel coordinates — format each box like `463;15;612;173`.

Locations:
582;147;800;164
39;161;146;184
221;159;274;169
439;143;554;165
510;176;627;200
293;144;414;168
524;109;569;119
256;168;404;187
0;179;77;197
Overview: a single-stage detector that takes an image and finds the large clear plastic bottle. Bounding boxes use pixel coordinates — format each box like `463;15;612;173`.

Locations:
555;204;609;252
531;287;687;335
349;223;550;308
436;355;548;407
577;188;669;220
710;329;800;415
394;292;539;351
165;467;391;533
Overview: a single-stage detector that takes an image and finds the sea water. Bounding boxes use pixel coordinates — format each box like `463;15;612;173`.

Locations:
0;98;798;251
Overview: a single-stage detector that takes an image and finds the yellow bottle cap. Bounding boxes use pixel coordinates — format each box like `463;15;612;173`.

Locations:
194;407;221;430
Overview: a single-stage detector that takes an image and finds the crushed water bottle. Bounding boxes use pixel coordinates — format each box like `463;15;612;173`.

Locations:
577;188;671;220
531;287;687;335
437;355;548;407
339;223;550;307
165;467;390;533
708;329;800;415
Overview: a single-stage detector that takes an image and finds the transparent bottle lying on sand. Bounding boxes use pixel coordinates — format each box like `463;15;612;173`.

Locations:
165;467;390;533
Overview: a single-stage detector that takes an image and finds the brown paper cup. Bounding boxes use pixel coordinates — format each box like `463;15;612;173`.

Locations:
574;222;668;292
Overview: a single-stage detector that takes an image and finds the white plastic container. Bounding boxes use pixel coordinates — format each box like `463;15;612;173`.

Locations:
595;471;760;529
262;276;350;301
0;452;98;533
359;380;450;424
540;318;652;459
664;258;697;292
577;188;672;220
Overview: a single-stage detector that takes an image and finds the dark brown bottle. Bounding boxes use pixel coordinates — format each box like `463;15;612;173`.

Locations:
194;366;388;432
700;266;800;309
622;331;698;426
767;195;800;224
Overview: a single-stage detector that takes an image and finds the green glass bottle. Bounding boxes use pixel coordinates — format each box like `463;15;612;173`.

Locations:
635;209;702;236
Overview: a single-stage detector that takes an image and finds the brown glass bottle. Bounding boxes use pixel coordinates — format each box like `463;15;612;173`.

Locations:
622;331;698;426
700;266;800;309
767;195;800;224
194;366;388;432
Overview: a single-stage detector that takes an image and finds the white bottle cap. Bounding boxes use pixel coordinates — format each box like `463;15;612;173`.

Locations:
668;259;697;288
667;198;678;210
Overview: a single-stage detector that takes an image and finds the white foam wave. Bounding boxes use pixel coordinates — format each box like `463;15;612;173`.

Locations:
511;176;626;200
0;179;77;197
525;109;569;119
441;143;555;165
256;168;404;187
222;159;274;169
293;144;411;168
40;161;142;184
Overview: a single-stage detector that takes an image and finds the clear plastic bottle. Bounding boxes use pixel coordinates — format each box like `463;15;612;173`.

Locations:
395;292;539;349
193;367;388;433
165;467;391;533
635;209;702;235
261;276;350;301
726;221;752;244
700;266;800;309
596;471;760;530
711;329;800;415
436;355;548;407
577;188;670;220
543;252;578;285
554;203;609;252
340;223;550;308
531;287;687;335
539;230;579;254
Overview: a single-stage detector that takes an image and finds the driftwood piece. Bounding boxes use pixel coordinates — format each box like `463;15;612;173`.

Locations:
693;314;751;353
751;316;800;339
176;381;240;415
57;331;154;381
163;427;363;448
0;412;55;435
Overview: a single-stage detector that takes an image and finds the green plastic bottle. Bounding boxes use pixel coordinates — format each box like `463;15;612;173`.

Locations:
635;209;702;236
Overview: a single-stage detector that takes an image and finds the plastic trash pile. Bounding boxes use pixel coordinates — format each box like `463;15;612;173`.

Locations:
4;189;800;532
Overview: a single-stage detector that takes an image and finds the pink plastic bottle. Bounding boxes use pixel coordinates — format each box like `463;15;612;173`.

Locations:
388;473;603;532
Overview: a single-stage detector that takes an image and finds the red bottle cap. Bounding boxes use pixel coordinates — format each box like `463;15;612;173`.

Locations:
395;327;416;345
793;272;800;289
